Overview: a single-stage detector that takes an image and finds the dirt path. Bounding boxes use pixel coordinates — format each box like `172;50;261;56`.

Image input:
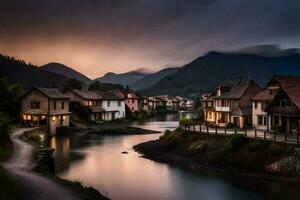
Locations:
3;128;80;200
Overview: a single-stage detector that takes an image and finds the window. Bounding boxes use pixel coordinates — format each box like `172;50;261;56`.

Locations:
107;101;110;107
254;102;258;109
54;101;57;110
31;101;40;109
263;116;267;126
132;99;135;103
118;101;121;107
61;101;64;109
258;116;263;125
208;112;212;119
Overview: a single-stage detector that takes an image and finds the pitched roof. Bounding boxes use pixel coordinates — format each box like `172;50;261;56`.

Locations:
267;76;300;87
36;87;69;99
70;89;102;100
99;91;123;100
252;90;277;101
148;96;159;102
214;80;257;99
281;86;300;109
232;106;252;116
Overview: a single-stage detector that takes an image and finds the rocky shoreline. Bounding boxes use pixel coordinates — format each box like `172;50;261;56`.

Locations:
134;131;300;183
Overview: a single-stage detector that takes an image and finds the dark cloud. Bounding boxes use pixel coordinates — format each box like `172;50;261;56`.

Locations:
0;0;299;78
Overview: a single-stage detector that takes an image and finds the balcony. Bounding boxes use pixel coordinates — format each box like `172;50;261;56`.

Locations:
215;106;230;112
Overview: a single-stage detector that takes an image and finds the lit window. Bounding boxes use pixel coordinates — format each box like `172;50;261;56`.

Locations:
52;116;56;121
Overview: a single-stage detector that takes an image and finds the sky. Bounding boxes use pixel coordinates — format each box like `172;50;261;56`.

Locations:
0;0;300;79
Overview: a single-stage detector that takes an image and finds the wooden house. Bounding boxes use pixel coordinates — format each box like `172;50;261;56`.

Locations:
21;87;70;134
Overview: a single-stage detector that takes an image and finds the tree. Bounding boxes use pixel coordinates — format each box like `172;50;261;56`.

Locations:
63;78;82;92
88;81;123;92
0;76;24;122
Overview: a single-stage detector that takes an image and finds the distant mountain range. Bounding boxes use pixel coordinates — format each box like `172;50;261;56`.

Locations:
0;54;68;90
41;62;91;83
142;47;300;97
95;71;148;87
130;67;179;91
2;45;300;96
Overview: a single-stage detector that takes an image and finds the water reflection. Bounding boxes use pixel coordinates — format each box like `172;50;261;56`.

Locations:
43;113;300;200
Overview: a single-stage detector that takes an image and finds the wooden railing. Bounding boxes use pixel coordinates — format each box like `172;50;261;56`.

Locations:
179;123;300;144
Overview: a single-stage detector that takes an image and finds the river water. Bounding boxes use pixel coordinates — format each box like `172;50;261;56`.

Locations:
39;112;300;200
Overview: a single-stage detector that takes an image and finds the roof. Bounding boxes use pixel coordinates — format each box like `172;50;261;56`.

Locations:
214;80;257;99
148;96;159;102
267;76;300;87
99;91;123;100
112;89;140;99
281;86;300;109
35;87;69;99
252;90;277;101
232;106;252;116
70;89;102;100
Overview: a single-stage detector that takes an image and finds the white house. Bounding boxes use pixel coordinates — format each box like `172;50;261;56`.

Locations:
100;91;126;121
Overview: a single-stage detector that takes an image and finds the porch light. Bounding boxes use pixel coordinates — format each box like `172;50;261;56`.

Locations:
52;116;56;121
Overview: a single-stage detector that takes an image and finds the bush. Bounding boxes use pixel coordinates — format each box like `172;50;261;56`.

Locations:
226;122;236;128
179;118;192;126
188;141;208;153
0;114;12;145
248;140;266;151
226;134;248;151
268;143;285;155
28;135;41;144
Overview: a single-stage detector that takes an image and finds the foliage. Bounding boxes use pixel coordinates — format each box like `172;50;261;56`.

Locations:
268;143;285;156
226;122;237;128
63;78;82;92
179;118;193;126
28;135;41;144
88;81;123;92
0;114;12;146
193;95;202;110
226;134;248;151
0;76;24;122
70;103;92;122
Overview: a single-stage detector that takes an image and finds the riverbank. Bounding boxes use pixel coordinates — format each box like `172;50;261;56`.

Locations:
134;128;300;183
5;128;108;200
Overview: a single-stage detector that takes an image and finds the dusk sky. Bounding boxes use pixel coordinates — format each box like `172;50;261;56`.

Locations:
1;0;300;78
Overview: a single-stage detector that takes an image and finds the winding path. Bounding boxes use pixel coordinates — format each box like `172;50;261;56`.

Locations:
4;128;80;200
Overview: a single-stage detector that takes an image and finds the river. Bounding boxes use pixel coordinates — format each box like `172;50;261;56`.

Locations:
38;112;300;200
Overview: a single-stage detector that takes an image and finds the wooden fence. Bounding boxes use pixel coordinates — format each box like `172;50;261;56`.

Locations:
179;123;300;144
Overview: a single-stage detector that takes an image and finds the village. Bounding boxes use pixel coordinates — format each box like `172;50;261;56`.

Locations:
20;86;194;134
18;74;300;140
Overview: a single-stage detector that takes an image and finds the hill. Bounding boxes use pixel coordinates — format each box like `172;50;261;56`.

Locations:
130;67;179;91
95;71;148;87
141;50;300;97
0;54;68;90
41;62;91;83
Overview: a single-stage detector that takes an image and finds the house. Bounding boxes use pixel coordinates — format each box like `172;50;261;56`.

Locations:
99;91;126;120
203;80;261;128
264;76;300;133
65;89;104;121
186;100;194;109
21;87;70;134
139;96;149;111
113;89;140;113
175;96;188;109
148;96;159;110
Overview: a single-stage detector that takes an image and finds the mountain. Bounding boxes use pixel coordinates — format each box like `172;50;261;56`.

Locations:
41;62;91;83
141;50;300;97
130;67;179;91
95;71;148;87
0;54;68;90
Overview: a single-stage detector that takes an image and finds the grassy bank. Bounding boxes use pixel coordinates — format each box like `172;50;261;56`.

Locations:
134;128;300;181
